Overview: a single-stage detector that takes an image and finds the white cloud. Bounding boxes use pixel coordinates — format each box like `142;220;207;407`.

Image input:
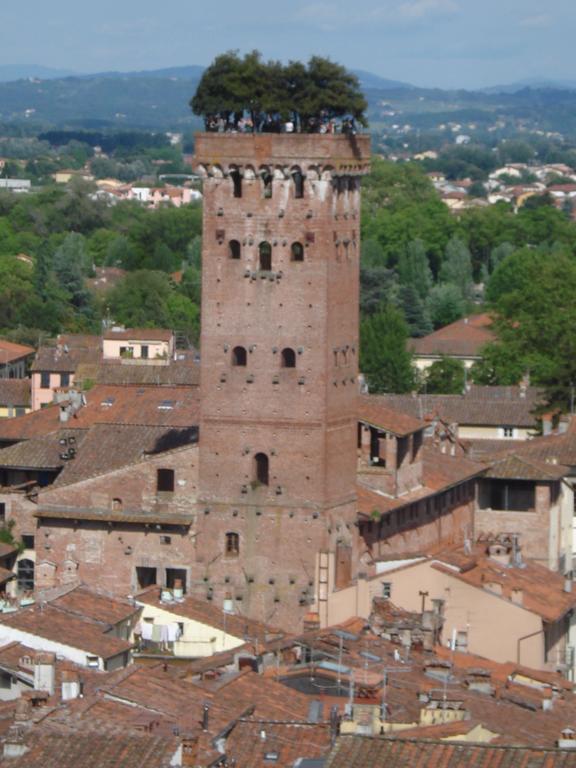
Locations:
398;0;459;19
519;14;552;28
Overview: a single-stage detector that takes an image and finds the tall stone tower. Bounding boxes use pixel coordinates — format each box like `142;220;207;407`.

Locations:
193;133;371;629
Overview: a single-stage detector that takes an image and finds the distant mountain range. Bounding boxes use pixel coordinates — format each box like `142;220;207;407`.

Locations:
0;63;575;133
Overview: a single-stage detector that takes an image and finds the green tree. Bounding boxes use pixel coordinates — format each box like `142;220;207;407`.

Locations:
440;236;474;300
426;283;465;329
424;357;466;394
397;239;432;300
399;284;432;338
360;305;415;393
480;248;576;408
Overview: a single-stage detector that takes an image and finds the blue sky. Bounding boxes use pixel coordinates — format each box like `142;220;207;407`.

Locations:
1;0;573;88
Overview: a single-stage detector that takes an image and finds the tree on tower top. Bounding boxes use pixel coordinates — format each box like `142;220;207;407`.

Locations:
191;50;368;133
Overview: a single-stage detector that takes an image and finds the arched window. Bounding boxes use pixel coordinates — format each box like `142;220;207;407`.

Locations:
230;169;242;198
229;240;241;259
225;532;240;557
281;348;296;368
292;171;304;199
112;498;122;511
259;242;272;271
262;172;273;199
232;346;247;367
17;559;34;592
291;242;304;262
254;453;269;486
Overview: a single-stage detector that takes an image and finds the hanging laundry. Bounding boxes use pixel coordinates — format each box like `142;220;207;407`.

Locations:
141;622;153;641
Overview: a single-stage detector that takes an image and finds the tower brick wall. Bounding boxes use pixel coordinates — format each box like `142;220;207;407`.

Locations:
193;133;371;627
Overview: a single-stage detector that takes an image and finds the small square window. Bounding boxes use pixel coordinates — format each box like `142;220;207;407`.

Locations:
157;469;175;493
22;535;34;550
160;535;171;546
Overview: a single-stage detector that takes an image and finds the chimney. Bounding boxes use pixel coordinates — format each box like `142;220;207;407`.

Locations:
542;413;553;436
564;578;573;594
181;736;199;767
61;669;81;701
558;729;576;749
33;652;55;696
3;727;28;759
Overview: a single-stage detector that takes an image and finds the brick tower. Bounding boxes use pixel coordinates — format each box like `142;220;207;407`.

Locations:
193;133;371;629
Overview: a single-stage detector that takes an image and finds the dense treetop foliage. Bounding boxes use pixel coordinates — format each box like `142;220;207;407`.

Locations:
191;51;368;131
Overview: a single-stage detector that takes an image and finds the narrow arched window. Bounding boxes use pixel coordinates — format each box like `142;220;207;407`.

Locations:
292;171;304;199
262;172;273;199
254;453;269;486
230;169;242;198
291;242;304;262
229;240;241;259
225;532;240;557
281;348;296;368
232;346;247;366
259;242;272;271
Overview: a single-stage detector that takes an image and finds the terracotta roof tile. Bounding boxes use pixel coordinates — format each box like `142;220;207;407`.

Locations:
432;544;576;622
0;340;34;365
410;314;495;358
0;380;30;408
377;387;541;428
224;719;331;767
483;453;567;481
0;733;178;767
359;396;425;436
0;383;200;443
325;736;576;767
0;604;133;660
48;585;139;626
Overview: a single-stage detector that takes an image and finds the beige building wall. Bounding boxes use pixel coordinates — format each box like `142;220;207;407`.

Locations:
414;356;479;372
135;600;246;657
325;560;546;671
458;426;533;441
31;372;74;411
102;337;173;361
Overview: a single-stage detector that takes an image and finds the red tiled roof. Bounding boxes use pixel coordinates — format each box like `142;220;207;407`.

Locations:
224;719;331;767
0;339;34;365
377;387;542;428
410;314;495;358
325;736;576;767
483;453;568;481
48;585;139;626
432;544;576;623
0;604;133;660
0;383;200;442
0;733;178;767
0;379;31;408
103;328;173;342
357;448;484;518
359;396;425;436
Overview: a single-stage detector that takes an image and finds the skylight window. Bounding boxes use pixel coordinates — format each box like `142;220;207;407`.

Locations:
158;400;175;410
101;397;115;407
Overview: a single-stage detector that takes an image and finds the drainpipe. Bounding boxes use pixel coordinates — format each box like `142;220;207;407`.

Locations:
517;629;544;666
